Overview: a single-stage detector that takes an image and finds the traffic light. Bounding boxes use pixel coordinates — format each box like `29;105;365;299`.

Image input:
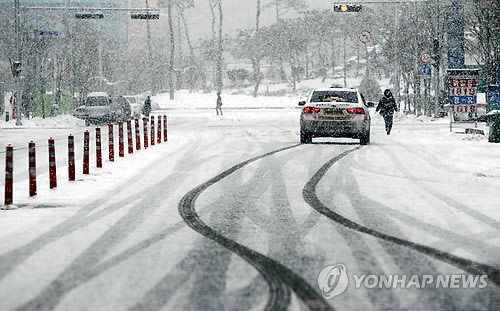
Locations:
75;12;104;19
130;12;160;20
11;61;21;77
333;4;362;12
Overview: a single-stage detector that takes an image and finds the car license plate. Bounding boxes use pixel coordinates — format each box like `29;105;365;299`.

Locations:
324;109;343;115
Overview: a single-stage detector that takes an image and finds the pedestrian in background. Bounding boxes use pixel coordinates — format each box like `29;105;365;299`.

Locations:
376;89;398;135
216;92;223;116
143;96;152;117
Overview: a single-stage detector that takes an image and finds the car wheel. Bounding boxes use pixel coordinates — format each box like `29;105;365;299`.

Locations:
360;130;370;145
85;119;90;126
300;131;312;144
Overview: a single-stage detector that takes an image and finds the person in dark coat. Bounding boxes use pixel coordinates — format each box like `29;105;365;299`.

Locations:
216;92;223;116
143;96;152;117
376;89;398;135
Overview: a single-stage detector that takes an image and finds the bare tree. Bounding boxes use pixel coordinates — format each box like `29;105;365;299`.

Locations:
465;0;500;84
178;5;195;60
167;0;175;99
253;0;262;97
215;0;224;109
145;0;155;93
207;0;217;39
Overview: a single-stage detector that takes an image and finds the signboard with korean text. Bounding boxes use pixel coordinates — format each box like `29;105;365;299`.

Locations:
447;69;479;112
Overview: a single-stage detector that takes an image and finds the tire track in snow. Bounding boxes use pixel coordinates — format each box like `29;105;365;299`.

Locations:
179;144;335;311
303;147;500;287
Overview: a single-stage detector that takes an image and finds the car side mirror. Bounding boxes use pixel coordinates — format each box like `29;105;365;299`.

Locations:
367;102;375;108
298;101;306;106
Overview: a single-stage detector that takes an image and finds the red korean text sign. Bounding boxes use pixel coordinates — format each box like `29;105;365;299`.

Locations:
449;78;477;97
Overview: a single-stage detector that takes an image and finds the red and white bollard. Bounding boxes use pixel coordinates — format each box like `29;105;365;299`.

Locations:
108;123;114;162
127;120;133;154
157;116;162;144
119;121;124;157
96;128;102;168
143;117;149;149
28;141;37;197
163;115;168;142
83;131;90;174
4;145;14;205
135;119;141;151
48;138;57;189
68;135;75;181
151;116;155;146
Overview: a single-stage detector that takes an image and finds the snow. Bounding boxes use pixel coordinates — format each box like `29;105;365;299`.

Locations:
0;115;85;129
1;88;498;228
0;88;499;309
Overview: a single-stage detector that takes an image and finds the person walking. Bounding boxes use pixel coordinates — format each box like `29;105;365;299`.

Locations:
376;89;398;135
216;92;223;116
143;96;152;117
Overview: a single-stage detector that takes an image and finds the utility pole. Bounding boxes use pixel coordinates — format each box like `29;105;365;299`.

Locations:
432;0;441;118
343;30;347;88
393;2;400;109
98;0;103;85
15;0;23;125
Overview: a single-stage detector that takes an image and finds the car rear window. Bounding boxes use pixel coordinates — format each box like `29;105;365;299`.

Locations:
86;97;109;106
310;91;358;103
125;97;137;104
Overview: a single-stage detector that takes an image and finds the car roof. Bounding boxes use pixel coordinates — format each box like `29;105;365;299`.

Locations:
312;88;359;93
87;92;109;97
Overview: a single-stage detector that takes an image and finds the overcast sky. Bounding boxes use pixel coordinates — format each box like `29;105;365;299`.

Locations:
184;0;332;41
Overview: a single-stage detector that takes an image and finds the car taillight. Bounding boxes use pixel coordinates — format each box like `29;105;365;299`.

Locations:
303;107;320;113
347;107;365;114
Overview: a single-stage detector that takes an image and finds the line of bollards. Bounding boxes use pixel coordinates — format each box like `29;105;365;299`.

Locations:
2;115;168;207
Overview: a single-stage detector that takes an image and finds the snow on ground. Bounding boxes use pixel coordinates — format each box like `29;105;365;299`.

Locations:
0;115;85;129
1;89;499;253
0;89;499;310
1;90;497;210
152;77;386;110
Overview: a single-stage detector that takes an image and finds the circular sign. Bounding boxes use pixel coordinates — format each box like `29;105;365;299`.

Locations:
359;30;371;44
420;52;432;64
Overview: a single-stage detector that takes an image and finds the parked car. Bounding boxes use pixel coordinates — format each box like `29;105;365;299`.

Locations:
83;92;113;125
110;96;132;122
73;105;88;120
123;95;142;118
299;87;373;145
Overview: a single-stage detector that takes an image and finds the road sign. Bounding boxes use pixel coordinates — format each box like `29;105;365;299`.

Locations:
359;30;371;44
420;52;431;64
419;64;431;76
75;12;104;19
39;30;59;37
131;12;160;20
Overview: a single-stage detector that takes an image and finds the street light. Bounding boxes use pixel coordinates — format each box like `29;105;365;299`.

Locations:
14;0;22;125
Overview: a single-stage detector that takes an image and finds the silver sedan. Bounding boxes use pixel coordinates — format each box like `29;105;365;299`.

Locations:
299;88;373;145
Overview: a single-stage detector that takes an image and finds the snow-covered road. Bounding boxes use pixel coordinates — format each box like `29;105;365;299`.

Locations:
0;108;499;310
